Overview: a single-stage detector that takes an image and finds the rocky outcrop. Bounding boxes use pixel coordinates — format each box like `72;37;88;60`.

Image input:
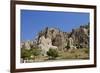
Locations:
69;25;89;49
21;24;89;55
37;27;67;51
38;35;58;56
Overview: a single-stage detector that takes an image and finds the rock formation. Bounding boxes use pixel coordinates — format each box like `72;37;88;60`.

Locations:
38;35;57;56
21;24;89;56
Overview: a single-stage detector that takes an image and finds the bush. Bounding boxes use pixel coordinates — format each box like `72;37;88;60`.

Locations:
21;48;42;60
21;48;32;60
47;48;59;59
30;48;41;56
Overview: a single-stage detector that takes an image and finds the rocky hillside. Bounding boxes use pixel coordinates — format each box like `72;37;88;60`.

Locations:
21;24;89;56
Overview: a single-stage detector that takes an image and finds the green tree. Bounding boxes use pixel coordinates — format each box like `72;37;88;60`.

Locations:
47;48;59;59
30;48;41;60
21;48;31;60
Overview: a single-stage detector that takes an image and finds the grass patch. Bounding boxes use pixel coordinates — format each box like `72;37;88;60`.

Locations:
58;48;89;59
21;48;89;63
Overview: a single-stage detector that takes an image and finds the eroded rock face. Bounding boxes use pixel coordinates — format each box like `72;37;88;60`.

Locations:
38;27;67;51
70;26;89;49
21;24;89;55
38;36;57;56
21;41;32;50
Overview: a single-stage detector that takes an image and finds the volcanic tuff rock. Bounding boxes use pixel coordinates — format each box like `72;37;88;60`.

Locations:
21;24;89;55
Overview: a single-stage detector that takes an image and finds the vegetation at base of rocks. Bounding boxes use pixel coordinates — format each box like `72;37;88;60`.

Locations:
21;48;41;60
58;48;89;59
47;48;59;59
21;48;31;60
21;48;89;63
30;48;41;56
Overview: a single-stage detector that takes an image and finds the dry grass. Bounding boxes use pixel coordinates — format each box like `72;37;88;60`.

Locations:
35;48;89;61
58;48;89;59
22;48;89;63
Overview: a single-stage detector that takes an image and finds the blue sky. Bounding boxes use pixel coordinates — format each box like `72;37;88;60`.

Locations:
21;10;89;41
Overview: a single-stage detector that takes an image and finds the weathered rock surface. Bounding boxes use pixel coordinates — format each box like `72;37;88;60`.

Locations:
21;24;89;55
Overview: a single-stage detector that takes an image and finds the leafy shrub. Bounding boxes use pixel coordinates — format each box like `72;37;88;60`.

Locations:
21;48;32;60
30;48;41;56
47;48;59;59
21;47;42;60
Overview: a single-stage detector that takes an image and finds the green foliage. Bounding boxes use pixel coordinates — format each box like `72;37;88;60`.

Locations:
21;48;32;60
47;48;59;59
30;48;41;56
21;47;42;60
